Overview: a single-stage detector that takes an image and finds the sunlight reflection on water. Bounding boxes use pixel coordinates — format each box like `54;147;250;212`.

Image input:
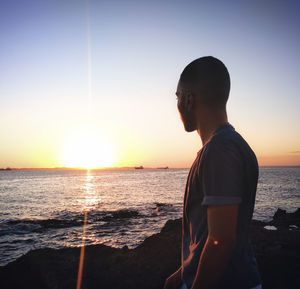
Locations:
78;173;102;210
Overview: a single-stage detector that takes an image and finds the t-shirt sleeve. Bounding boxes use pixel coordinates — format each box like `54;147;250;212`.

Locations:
201;140;244;206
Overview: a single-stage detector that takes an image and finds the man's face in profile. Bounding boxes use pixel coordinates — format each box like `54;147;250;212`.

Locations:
176;82;195;132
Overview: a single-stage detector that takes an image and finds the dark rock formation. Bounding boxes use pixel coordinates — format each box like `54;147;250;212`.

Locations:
250;208;300;289
0;208;299;289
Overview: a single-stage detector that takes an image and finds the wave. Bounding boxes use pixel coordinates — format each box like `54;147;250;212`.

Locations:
151;202;174;215
0;203;175;237
0;208;141;236
0;223;42;236
101;209;140;221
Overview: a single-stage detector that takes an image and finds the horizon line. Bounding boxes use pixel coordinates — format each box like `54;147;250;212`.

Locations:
0;165;299;171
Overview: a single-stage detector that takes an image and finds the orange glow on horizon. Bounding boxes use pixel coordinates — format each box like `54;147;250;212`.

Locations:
257;154;300;167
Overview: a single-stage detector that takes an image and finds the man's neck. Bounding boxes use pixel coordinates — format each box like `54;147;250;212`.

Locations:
197;117;228;146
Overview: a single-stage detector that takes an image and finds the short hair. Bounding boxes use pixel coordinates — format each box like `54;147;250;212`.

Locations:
179;56;230;108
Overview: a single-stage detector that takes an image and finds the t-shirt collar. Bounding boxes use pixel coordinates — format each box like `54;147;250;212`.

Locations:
198;122;234;154
213;122;234;135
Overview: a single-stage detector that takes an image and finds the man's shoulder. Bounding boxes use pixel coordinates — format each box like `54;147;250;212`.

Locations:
202;126;257;165
210;125;253;152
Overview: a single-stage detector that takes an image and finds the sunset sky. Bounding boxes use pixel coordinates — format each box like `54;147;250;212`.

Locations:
1;0;299;168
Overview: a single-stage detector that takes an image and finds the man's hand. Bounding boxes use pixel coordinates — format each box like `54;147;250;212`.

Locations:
163;266;183;289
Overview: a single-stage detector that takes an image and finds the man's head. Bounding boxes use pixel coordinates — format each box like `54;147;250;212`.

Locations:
176;56;230;132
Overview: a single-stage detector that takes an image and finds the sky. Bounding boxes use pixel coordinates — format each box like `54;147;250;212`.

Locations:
0;0;299;168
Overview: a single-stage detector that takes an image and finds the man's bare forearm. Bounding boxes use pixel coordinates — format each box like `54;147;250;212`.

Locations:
163;265;183;289
174;265;182;282
190;235;235;289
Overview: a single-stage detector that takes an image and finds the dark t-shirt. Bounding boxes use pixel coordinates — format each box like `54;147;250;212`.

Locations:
181;122;262;289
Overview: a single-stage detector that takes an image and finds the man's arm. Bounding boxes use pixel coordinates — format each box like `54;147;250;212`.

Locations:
190;204;239;289
163;265;182;289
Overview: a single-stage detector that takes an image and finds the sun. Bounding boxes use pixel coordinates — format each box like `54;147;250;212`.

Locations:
61;129;115;169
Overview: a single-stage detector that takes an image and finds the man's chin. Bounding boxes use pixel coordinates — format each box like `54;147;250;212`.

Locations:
184;125;195;132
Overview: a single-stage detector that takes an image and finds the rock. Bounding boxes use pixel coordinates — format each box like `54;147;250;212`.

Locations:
270;208;300;228
250;208;300;289
0;209;299;289
273;208;287;219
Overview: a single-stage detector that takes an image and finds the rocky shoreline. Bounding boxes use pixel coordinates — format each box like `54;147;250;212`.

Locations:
1;208;299;289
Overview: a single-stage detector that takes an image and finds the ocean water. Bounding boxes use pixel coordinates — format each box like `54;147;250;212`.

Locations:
0;167;299;266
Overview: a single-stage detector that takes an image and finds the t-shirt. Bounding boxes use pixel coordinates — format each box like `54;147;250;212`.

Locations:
181;122;262;289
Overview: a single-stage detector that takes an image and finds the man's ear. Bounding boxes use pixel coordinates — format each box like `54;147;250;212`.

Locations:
184;92;194;111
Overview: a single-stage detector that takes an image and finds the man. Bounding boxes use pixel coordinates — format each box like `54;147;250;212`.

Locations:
163;56;262;289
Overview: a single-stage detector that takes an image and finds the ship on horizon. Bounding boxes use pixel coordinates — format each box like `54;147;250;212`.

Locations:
134;166;144;169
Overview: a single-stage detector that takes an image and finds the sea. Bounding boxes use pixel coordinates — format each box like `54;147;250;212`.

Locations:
0;167;299;266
